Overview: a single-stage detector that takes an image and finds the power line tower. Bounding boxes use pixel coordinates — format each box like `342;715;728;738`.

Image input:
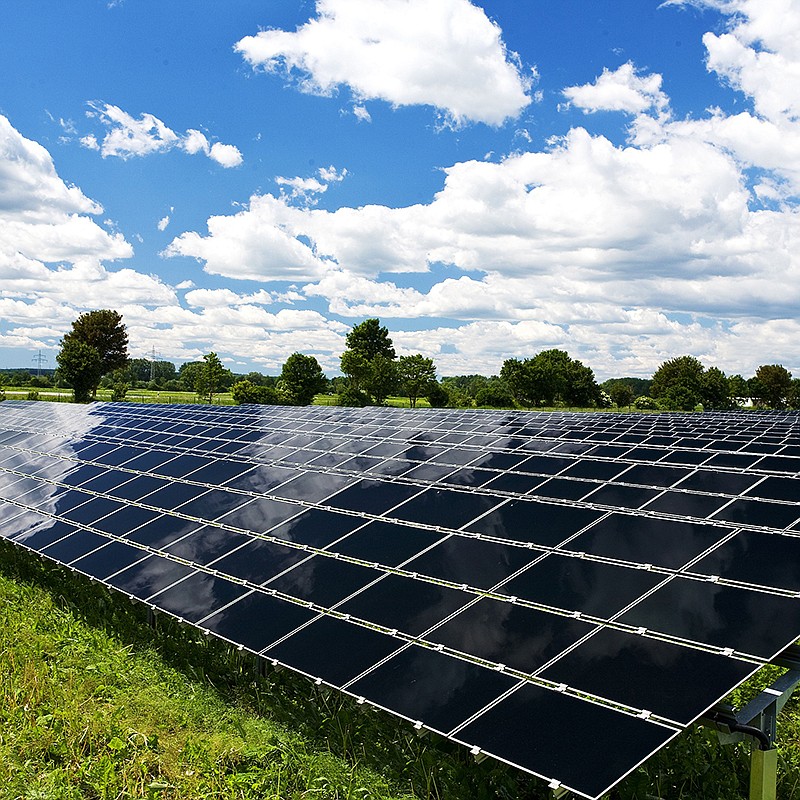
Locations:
31;350;48;377
148;345;162;383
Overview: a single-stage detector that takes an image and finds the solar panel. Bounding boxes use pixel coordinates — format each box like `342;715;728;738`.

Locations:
1;400;800;798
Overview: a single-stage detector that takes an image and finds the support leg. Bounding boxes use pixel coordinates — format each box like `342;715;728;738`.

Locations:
749;747;777;800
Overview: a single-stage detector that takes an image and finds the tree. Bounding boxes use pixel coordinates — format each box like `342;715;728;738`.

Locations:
700;367;733;410
650;356;705;410
606;381;635;409
58;309;128;399
751;364;793;409
178;361;204;392
475;380;515;408
788;379;800;410
278;353;327;405
500;350;600;408
363;354;399;405
56;338;103;403
398;354;437;408
345;318;395;361
231;379;280;405
426;382;450;408
340;318;398;405
728;374;748;403
195;352;228;403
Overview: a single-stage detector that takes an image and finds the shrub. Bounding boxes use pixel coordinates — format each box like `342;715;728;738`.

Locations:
633;395;659;410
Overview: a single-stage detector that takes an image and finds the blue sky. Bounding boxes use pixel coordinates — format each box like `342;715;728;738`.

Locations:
1;0;799;379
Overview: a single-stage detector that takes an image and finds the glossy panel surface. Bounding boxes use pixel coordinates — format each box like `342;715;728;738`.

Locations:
390;488;502;529
619;578;800;657
428;598;596;673
498;555;662;618
216;497;303;534
266;556;382;607
152;571;249;622
565;513;730;569
107;556;195;600
406;536;537;590
265;616;403;685
326;479;423;515
465;499;603;546
71;540;148;580
456;683;676;799
328;520;443;566
339;574;474;635
692;530;800;591
540;627;758;724
349;645;518;734
201;591;317;652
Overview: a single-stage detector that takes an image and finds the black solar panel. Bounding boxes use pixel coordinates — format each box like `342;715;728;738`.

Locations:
1;400;799;798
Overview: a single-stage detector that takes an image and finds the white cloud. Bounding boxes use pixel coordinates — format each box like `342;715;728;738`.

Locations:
82;103;242;167
183;129;210;156
209;142;243;168
563;63;669;116
235;0;531;126
353;104;372;123
157;215;170;231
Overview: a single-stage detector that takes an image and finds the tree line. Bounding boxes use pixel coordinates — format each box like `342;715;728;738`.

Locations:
5;310;798;411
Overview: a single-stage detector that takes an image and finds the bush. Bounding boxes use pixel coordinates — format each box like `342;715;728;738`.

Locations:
26;390;39;401
111;382;129;402
231;380;280;405
426;382;450;408
633;395;659;410
338;387;371;407
475;383;515;408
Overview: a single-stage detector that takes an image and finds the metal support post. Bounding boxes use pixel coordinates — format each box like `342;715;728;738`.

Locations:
749;746;777;800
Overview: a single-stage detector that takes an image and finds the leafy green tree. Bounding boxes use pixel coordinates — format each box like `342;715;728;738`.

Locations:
751;364;793;409
606;381;635;409
59;310;128;398
178;361;204;392
231;379;280;405
195;352;229;403
633;395;658;410
426;382;450;408
340;350;371;392
564;357;601;406
340;318;398;405
788;379;800;410
700;367;733;410
398;354;437;408
338;387;371;407
364;354;399;405
728;374;748;403
345;318;396;361
56;338;103;403
651;356;705;410
500;350;600;407
475;381;515;408
499;358;530;407
278;353;327;405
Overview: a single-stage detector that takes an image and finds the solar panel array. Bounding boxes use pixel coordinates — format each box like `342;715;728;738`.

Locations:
1;400;800;798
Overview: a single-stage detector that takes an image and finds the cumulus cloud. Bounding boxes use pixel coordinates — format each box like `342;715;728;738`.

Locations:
235;0;532;126
563;63;669;116
82;103;243;167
